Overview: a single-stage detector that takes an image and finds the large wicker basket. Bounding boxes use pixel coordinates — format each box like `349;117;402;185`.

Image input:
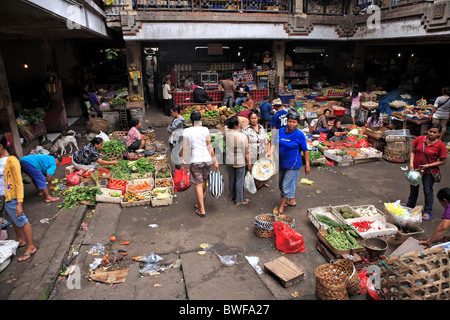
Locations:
86;118;110;133
377;246;450;300
315;263;349;300
332;259;361;296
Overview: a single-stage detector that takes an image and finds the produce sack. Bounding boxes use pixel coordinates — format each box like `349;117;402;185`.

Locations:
405;170;422;186
273;221;305;253
174;167;190;192
67;170;84;186
244;172;257;194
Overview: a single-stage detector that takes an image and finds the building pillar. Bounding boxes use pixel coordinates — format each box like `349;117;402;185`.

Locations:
0;50;23;157
42;39;68;131
273;40;286;90
293;0;306;16
125;41;144;96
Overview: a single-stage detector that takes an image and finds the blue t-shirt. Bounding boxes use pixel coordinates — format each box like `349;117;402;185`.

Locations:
89;93;99;106
278;128;308;170
259;101;274;121
270;109;288;129
20;154;57;176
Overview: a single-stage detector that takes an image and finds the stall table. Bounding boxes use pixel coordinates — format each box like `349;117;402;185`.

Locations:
390;111;431;135
173;89;269;109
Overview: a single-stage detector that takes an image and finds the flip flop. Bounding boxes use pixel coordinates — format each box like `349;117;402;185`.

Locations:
18;249;36;262
236;200;249;205
18;242;26;248
284;202;297;207
422;213;433;221
195;209;206;218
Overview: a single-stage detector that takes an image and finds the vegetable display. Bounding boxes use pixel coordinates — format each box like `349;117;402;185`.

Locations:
324;227;362;251
101;139;127;156
309;151;322;163
128;181;152;192
62;186;102;209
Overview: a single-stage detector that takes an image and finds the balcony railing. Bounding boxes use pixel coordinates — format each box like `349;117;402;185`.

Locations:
104;0;292;14
356;0;429;10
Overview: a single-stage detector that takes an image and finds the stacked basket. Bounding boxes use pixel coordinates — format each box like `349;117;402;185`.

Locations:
382;129;411;163
315;263;349;300
254;214;295;238
332;259;361;296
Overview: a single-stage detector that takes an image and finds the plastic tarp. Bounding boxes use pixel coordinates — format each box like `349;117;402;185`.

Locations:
378;89;422;116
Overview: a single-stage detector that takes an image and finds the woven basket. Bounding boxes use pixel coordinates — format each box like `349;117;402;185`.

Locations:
332;259;361;296
142;131;156;142
86;118;110;133
383;147;409;163
254;227;275;238
201;116;221;127
102;152;123;162
377;247;450;300
111;131;128;139
276;214;295;228
315;263;349;300
316;266;349;300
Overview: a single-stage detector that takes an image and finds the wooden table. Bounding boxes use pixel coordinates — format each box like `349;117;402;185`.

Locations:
390;111;431;135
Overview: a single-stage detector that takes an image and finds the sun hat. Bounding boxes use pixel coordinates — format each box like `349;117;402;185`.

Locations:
272;98;283;106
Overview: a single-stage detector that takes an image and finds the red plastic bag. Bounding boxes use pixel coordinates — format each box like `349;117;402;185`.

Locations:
273;221;305;253
66;170;84;186
174;167;190;192
355;139;369;148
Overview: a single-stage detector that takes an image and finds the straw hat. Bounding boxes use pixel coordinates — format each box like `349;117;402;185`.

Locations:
272;98;283;106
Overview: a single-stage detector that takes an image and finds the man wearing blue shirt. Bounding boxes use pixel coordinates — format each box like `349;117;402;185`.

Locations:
259;95;274;129
270;98;288;130
20;154;61;203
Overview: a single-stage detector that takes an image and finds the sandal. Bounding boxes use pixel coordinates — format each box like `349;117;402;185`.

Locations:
236;200;249;205
195;209;206;218
422;213;433;221
18;249;36;262
284;202;297;207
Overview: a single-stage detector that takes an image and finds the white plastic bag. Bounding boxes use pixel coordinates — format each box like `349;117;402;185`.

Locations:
244;172;257;194
96;131;110;142
0;240;19;264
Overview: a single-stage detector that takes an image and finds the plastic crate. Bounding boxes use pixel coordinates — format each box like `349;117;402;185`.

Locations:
385;129;410;137
279;95;294;104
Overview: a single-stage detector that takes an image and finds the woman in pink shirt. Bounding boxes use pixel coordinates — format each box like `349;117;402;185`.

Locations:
126;120;148;150
350;85;362;126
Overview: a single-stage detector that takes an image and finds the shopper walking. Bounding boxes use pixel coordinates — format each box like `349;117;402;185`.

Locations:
267;110;310;214
404;123;447;221
181;111;219;218
431;86;450;140
167;105;185;170
226;116;250;205
270;98;287;130
0;135;37;262
243;110;269;190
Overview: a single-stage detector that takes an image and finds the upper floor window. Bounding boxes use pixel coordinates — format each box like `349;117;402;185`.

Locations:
304;0;346;15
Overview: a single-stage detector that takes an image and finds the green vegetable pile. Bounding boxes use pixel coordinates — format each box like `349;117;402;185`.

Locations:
62;186;101;209
233;105;244;113
201;110;219;117
101;139;127;156
111;98;127;106
316;214;362;250
128;157;155;177
22;108;46;124
339;207;360;219
108;160;132;180
324;227;362;251
309;151;322;163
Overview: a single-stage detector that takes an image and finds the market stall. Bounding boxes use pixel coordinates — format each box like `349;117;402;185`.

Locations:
173;89;269;108
63;131;174;209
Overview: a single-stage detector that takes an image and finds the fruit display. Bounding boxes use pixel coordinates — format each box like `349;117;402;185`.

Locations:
156;168;171;179
127;95;144;102
123;190;145;202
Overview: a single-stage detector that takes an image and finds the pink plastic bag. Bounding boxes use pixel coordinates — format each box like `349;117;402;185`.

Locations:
273;221;305;253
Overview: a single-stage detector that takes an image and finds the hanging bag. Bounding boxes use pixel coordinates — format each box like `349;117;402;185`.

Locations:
174;167;190;192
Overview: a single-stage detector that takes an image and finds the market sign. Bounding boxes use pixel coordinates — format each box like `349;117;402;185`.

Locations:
324;88;348;98
208;43;223;55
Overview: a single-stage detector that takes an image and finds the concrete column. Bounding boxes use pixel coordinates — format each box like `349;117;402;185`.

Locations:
125;41;143;95
273;40;286;89
293;0;305;16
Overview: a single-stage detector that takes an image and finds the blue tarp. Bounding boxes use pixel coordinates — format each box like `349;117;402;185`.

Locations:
378;89;422;116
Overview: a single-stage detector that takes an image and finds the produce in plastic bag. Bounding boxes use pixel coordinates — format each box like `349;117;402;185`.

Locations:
405;170;422;186
244;172;257;194
273;221;305;253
